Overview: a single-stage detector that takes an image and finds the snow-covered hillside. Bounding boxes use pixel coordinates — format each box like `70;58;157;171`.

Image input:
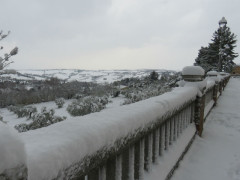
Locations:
1;69;176;83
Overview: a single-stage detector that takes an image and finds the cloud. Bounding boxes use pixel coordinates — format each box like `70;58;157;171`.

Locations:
1;0;239;69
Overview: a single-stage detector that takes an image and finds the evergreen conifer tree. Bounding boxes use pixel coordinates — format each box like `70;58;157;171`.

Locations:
195;17;238;72
149;70;159;80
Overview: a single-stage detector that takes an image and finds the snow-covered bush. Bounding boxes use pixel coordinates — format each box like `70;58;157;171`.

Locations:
7;105;19;113
14;123;28;133
14;107;66;132
122;85;171;105
73;93;83;99
7;105;37;119
55;97;65;108
67;96;109;116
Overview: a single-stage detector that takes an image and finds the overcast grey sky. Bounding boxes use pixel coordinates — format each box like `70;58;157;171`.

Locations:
1;0;240;70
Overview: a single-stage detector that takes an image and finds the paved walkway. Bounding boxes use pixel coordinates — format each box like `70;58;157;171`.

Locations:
171;78;240;180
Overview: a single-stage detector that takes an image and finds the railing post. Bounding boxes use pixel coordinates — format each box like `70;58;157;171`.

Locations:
213;83;219;106
182;66;206;137
206;71;220;106
219;81;223;95
194;94;205;136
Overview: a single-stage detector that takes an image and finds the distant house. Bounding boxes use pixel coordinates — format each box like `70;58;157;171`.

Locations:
232;65;240;75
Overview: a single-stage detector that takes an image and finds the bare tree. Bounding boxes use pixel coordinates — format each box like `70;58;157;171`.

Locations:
0;30;18;70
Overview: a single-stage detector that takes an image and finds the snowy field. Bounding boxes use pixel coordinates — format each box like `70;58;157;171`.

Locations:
1;69;175;83
169;77;240;180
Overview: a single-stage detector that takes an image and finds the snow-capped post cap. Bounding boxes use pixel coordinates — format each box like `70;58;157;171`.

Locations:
219;72;228;76
207;71;218;77
182;66;205;82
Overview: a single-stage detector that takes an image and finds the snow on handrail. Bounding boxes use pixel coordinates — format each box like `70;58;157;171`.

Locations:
20;87;198;179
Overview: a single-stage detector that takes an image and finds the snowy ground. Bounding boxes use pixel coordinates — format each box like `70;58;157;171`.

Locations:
0;96;126;131
170;77;240;180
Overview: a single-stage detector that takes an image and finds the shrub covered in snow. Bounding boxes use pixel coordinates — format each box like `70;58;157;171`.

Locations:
73;93;83;99
67;96;109;116
55;98;65;108
14;107;66;132
122;86;171;105
7;105;37;119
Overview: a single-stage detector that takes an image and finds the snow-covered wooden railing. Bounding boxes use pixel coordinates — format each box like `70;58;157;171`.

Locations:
0;67;231;180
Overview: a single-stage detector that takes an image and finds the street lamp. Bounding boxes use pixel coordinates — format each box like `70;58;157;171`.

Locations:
218;17;227;72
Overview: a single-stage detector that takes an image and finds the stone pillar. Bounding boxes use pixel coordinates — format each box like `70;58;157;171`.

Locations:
206;71;219;106
213;83;219;106
194;95;205;136
182;66;206;137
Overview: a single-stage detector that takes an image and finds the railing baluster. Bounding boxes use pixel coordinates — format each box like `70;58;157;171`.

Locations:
115;155;122;180
183;108;187;129
134;138;145;180
177;113;181;137
99;165;106;180
106;158;116;180
170;117;174;145
185;108;187;127
139;139;145;180
79;176;86;180
165;120;170;150
144;133;153;171
179;111;183;134
174;116;177;141
122;146;134;180
129;146;135;180
88;168;99;180
188;105;191;125
153;128;160;163
159;123;165;156
191;102;195;123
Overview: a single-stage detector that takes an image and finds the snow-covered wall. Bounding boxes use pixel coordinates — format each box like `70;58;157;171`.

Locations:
0;73;230;179
0;122;27;178
20;86;198;179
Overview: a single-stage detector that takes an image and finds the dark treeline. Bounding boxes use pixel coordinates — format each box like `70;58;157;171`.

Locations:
0;77;113;107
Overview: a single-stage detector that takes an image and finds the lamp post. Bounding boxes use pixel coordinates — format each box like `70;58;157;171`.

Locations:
218;17;227;72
